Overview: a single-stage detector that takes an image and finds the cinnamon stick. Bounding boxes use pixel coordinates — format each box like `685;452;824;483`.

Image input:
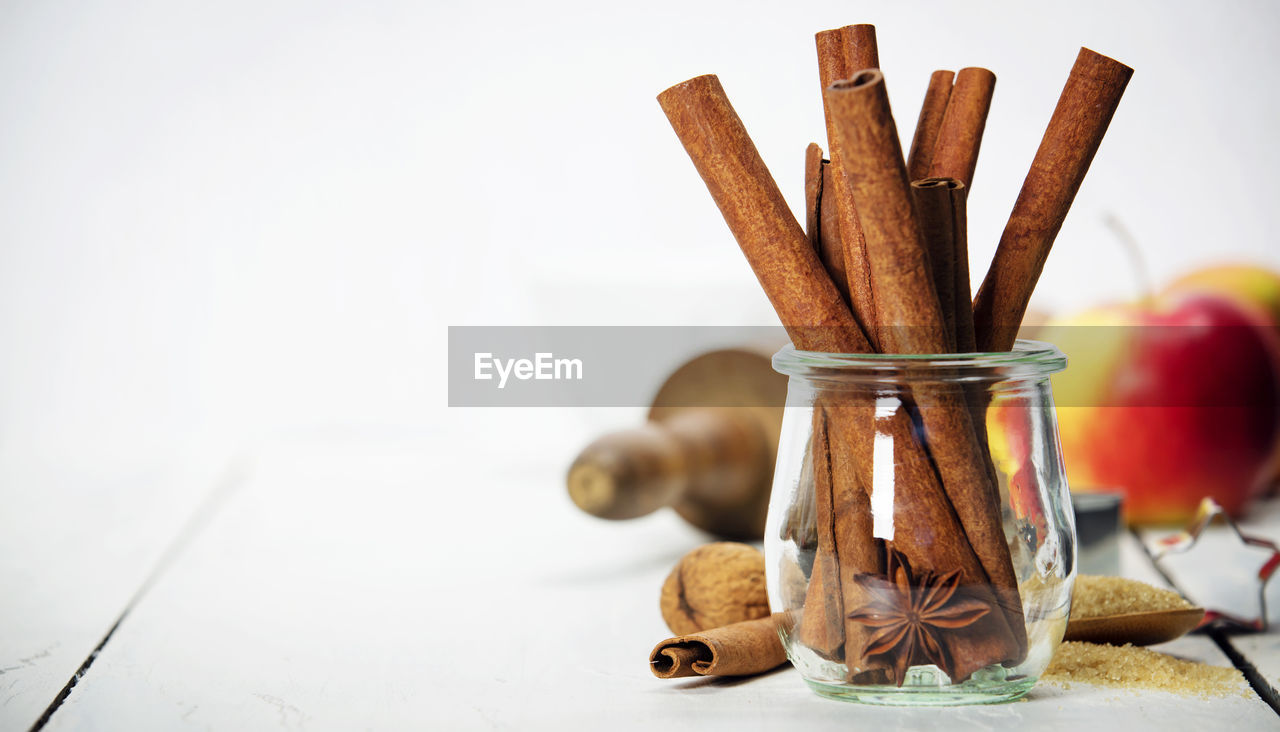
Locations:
911;179;959;351
804;142;824;252
949;184;978;354
804;143;849;305
796;406;845;658
649;616;788;678
824;70;1027;661
906;70;954;182
911;178;976;352
657;74;870;355
973;48;1132;352
927;68;996;189
826;402;1019;683
818;161;844;294
823;70;949;354
816;24;880;348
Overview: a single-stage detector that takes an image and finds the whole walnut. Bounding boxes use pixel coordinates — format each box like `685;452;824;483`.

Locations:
659;542;769;636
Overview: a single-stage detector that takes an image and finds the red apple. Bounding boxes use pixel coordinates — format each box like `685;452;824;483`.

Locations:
1048;293;1280;524
1164;264;1280;492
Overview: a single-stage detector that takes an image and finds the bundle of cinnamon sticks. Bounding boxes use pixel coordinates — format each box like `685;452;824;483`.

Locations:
655;25;1131;685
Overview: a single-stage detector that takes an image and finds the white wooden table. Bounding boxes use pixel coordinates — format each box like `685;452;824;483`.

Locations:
4;430;1279;731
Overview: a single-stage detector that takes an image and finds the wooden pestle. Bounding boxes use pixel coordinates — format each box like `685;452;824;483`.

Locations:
566;347;785;540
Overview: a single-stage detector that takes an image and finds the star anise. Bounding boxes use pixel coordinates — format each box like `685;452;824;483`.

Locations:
846;548;992;686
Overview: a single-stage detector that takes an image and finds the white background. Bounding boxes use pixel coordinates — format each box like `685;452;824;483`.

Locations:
1;0;1278;455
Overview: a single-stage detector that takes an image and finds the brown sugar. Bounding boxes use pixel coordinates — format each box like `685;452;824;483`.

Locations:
1045;641;1248;698
1071;575;1192;620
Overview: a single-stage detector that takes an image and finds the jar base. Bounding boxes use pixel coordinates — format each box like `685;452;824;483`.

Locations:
804;673;1036;707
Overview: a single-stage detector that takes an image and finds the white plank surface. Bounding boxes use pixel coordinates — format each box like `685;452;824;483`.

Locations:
1138;499;1280;695
0;449;233;730
36;438;1274;730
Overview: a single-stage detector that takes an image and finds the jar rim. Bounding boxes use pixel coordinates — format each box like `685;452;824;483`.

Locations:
772;338;1067;378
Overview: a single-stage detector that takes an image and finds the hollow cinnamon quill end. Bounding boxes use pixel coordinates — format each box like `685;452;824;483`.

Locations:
649;644;708;679
649;616;788;679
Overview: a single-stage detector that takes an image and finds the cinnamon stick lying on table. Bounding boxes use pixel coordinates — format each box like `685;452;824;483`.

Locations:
973;48;1132;352
927;68;996;189
816;24;881;347
906;70;954;182
649;616;788;679
824;70;1027;663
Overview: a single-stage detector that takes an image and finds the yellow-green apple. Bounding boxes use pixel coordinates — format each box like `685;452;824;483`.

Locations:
1047;293;1280;524
1166;264;1280;332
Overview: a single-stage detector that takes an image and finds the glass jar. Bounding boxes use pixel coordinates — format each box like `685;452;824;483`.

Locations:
765;340;1074;705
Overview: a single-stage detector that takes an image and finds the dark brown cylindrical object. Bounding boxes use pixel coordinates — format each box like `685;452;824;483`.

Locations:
949;184;977;354
567;347;785;540
568;409;766;520
911;177;976;353
928;67;996;189
906;70;954;182
973;48;1133;353
912;179;960;351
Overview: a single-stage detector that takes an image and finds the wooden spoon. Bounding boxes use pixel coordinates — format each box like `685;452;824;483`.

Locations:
1064;607;1206;646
